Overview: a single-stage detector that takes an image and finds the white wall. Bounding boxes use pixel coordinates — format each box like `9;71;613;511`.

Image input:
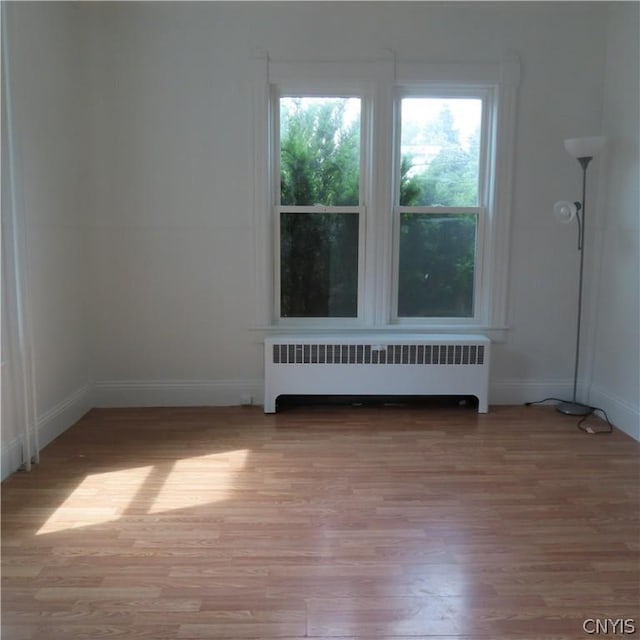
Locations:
1;2;92;479
82;2;609;407
587;3;639;439
84;4;262;406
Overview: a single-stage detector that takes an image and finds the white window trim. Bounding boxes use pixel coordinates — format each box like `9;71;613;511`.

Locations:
250;49;520;339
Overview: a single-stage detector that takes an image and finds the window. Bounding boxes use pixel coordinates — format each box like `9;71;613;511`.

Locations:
278;97;363;318
395;96;485;320
252;54;519;333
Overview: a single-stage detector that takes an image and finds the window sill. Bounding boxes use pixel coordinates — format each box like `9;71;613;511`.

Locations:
249;324;509;343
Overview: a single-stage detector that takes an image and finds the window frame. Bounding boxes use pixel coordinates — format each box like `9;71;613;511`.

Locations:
251;52;520;337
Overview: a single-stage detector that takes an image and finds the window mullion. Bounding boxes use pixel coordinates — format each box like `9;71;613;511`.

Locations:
367;54;395;326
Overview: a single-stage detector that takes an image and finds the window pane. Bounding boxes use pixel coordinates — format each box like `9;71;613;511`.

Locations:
280;97;360;206
399;98;482;207
280;212;358;317
398;213;476;317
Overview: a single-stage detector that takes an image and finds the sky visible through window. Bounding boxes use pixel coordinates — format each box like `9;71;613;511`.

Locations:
402;98;482;151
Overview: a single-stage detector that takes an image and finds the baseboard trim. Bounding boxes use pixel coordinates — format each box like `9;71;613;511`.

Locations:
4;378;634;481
490;379;577;406
1;438;23;482
491;379;639;441
1;383;93;481
588;385;640;441
38;384;94;448
94;378;596;412
93;379;264;408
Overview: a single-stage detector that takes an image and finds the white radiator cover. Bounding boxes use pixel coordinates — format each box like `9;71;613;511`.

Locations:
264;334;490;414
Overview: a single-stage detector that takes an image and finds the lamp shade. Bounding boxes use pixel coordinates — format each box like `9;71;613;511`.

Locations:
553;200;578;224
564;136;606;159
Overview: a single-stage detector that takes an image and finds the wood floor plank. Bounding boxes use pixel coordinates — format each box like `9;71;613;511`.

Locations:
2;404;639;639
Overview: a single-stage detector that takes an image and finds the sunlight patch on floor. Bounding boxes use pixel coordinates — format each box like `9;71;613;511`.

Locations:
36;465;154;535
35;449;250;535
149;449;249;514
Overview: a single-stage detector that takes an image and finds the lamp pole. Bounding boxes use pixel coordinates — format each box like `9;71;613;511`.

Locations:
558;157;592;415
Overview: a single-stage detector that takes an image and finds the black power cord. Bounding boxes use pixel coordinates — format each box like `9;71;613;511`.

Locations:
525;397;614;434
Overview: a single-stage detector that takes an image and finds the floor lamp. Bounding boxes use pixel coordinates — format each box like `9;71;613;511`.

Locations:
555;136;606;415
529;135;606;420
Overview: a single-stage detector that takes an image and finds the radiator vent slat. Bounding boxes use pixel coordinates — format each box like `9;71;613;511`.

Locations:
272;343;485;365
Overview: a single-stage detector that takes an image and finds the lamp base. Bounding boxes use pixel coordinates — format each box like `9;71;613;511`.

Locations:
556;401;594;416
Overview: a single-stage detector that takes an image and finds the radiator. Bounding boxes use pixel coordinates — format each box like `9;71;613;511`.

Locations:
264;334;490;414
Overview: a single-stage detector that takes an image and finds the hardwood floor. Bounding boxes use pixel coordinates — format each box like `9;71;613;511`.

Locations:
2;404;639;639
